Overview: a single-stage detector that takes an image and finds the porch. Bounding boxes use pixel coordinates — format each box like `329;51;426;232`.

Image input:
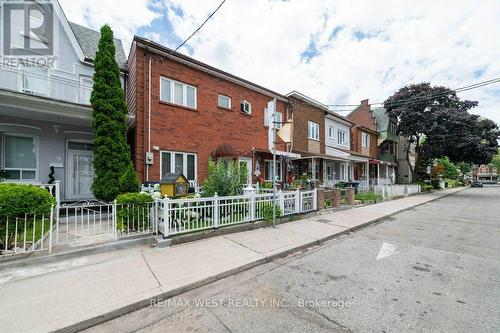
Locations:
0;90;95;202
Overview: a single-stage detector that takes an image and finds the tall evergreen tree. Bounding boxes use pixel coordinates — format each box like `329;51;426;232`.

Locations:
90;25;136;201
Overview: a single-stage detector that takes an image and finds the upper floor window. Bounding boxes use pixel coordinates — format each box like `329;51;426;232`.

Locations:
362;132;370;148
160;77;197;109
308;121;319;140
218;94;231;109
328;126;335;139
3;134;37;180
337;130;348;147
79;76;93;104
264;108;282;128
240;100;252;114
21;65;48;96
389;120;398;134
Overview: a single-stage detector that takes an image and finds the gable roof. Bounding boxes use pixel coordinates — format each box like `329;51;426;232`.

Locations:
69;22;127;71
160;172;188;184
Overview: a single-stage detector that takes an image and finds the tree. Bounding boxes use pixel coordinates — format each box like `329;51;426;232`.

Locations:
492;150;500;173
384;82;498;180
456;161;472;177
434;157;459;179
91;25;138;202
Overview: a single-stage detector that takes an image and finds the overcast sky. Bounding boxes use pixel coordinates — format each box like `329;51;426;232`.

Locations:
59;0;500;124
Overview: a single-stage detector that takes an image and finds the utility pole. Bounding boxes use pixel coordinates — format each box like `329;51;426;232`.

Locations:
272;98;277;228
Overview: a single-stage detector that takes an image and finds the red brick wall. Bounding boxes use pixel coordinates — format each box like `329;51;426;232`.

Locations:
290;97;325;154
129;43;288;183
347;100;377;132
351;127;377;159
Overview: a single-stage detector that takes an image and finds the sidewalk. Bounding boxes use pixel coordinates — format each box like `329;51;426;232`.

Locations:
0;188;465;333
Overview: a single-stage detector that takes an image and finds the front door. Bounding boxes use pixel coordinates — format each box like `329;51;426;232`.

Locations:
66;141;94;200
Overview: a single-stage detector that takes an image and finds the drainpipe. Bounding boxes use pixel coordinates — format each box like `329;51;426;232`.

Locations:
147;55;152;182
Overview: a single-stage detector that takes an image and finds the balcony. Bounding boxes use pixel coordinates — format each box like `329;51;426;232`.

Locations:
378;153;396;163
0;65;92;105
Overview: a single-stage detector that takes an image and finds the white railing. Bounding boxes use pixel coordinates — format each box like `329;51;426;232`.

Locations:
39;181;61;206
158;189;317;237
373;184;421;199
1;208;54;256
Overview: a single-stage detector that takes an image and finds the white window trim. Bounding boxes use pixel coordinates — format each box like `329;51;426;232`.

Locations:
337;129;348;147
328;125;335;139
264;159;282;181
218;94;231;109
362;132;370;148
240;100;252;114
159;76;197;109
160;150;197;181
308;121;319;141
2;133;39;181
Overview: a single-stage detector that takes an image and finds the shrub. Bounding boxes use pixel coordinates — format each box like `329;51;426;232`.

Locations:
119;163;141;194
203;158;248;197
262;203;281;222
0;183;56;218
116;193;154;231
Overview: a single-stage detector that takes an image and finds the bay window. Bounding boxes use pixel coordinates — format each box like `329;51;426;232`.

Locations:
160;151;197;181
3;134;37;180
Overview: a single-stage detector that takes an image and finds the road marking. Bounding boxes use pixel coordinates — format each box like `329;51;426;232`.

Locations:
376;242;398;260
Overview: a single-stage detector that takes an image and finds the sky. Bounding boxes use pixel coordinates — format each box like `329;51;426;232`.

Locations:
59;0;500;124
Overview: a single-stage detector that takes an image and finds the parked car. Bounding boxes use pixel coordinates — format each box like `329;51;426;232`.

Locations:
471;180;483;188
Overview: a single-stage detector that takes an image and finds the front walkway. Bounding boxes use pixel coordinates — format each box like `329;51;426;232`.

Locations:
0;188;464;333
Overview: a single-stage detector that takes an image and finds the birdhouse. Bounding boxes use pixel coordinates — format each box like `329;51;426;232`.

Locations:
160;172;189;197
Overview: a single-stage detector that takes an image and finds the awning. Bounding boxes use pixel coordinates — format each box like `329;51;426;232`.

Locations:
253;148;301;159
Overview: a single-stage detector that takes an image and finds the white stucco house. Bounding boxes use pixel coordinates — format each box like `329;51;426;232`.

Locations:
0;0;127;202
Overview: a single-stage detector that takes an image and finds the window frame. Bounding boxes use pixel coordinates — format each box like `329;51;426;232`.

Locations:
218;94;231;109
160;150;197;182
362;132;370;148
264;159;282;181
21;65;49;96
337;129;348;147
328;125;335;139
308;121;319;141
2;133;38;181
240;100;252;114
159;76;197;109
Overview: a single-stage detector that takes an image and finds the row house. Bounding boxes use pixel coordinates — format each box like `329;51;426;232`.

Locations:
473;164;498;182
287;91;370;189
372;106;399;185
127;36;293;187
0;1;127;201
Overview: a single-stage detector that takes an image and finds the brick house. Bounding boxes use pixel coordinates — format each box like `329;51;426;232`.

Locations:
127;36;292;186
347;99;380;185
287;91;370;188
473;164;498;182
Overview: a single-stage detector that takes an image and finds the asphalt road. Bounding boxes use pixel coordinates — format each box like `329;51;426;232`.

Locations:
86;186;500;333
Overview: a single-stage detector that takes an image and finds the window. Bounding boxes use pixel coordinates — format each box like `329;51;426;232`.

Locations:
79;76;93;104
3;134;37;180
160;77;197;109
275;112;283;129
389;120;398;133
362;132;370;148
160;151;197;181
264;160;282;181
21;65;48;95
240;100;252;114
328;126;335;139
218;94;231;109
308;121;319;140
337;130;347;147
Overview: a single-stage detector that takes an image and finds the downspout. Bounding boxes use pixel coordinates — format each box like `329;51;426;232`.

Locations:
147;54;152;182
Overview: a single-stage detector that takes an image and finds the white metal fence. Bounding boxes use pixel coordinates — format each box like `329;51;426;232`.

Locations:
158;190;317;237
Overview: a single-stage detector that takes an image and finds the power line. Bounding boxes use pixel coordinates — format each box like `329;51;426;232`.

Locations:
326;76;500;108
169;0;227;55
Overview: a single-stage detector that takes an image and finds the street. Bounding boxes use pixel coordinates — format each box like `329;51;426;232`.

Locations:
86;186;500;333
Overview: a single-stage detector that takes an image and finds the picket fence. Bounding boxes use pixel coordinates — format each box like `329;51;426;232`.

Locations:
1;190;317;257
372;184;421;199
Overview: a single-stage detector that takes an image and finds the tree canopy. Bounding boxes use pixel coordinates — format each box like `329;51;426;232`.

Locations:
384;82;499;180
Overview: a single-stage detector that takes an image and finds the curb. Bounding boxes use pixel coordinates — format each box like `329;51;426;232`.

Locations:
54;187;466;332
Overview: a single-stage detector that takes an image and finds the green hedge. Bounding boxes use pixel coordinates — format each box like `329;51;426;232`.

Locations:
116;193;153;231
0;183;56;218
355;192;382;203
